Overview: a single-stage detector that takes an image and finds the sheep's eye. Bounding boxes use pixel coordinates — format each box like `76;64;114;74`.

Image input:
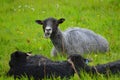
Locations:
52;20;56;23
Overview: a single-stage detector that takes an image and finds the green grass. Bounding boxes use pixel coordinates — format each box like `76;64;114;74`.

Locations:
0;0;120;80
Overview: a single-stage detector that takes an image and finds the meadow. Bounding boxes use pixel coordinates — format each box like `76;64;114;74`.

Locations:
0;0;120;80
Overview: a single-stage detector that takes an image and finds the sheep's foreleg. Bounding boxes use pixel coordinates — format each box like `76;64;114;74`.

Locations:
51;47;58;57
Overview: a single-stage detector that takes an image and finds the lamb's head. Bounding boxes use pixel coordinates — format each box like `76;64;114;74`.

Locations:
7;51;32;76
67;54;89;69
9;51;31;67
35;17;65;38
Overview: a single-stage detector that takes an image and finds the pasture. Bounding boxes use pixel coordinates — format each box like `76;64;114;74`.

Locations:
0;0;120;80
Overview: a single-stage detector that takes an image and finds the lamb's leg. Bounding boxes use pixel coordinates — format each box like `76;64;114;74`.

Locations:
51;47;58;57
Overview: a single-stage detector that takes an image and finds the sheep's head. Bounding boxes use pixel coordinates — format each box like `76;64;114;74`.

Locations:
35;17;65;38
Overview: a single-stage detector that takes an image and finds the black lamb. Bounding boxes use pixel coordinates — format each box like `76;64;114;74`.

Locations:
7;51;75;80
7;51;120;80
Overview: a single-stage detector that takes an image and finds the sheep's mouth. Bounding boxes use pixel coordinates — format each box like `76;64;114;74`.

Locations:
44;33;51;38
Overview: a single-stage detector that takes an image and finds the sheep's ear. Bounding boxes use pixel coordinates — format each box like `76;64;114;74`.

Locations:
58;18;65;24
35;20;43;25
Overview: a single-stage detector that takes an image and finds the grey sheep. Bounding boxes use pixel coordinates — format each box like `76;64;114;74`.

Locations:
35;17;109;56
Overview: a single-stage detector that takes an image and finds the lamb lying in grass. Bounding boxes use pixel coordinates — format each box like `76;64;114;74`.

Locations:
68;54;120;75
7;51;75;79
7;51;120;80
35;17;109;56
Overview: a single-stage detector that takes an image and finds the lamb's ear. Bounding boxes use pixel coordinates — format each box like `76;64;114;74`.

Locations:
84;59;93;64
26;51;32;56
35;20;43;25
14;51;20;58
58;18;65;24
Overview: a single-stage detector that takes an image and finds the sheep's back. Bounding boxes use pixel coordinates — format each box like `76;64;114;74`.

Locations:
63;27;109;54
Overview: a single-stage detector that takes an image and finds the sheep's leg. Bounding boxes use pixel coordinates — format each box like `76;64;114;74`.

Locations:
51;47;58;57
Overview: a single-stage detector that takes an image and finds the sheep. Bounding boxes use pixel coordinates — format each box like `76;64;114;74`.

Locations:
7;51;120;80
35;17;109;56
89;60;120;75
7;51;92;80
7;51;75;80
68;54;120;75
7;51;74;80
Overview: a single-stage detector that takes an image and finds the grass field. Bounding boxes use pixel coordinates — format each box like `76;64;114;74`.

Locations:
0;0;120;80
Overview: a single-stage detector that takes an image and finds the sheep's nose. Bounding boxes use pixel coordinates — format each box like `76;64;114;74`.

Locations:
45;26;52;32
46;29;52;32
